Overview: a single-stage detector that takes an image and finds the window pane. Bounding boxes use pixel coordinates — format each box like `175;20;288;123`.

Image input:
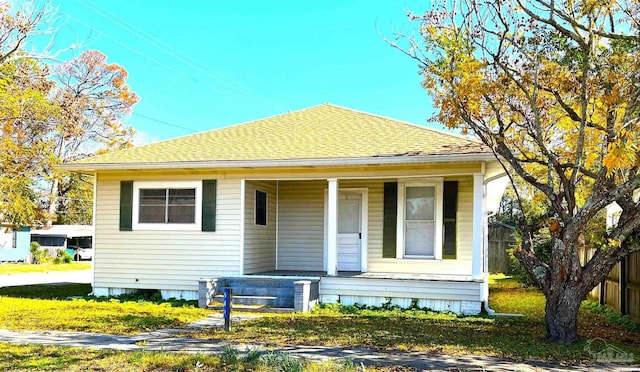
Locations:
168;205;196;223
168;189;196;205
168;188;195;223
140;206;166;223
406;186;435;220
139;189;166;223
255;190;267;225
405;221;435;256
140;189;166;205
338;198;359;233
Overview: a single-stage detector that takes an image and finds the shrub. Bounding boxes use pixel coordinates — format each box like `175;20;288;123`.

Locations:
53;249;73;264
582;300;640;331
260;351;304;372
219;345;238;365
29;242;47;264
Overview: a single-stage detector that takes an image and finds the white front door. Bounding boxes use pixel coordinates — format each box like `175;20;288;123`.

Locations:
338;193;361;271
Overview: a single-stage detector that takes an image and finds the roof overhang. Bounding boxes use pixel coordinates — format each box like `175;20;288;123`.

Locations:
58;152;498;173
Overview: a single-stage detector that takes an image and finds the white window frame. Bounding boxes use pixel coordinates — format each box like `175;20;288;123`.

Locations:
396;178;444;260
132;180;202;231
254;189;268;226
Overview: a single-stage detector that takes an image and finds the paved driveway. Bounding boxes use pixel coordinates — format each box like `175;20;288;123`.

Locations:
0;269;92;287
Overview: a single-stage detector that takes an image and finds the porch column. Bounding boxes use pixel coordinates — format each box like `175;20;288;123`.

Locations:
327;178;339;276
472;173;484;279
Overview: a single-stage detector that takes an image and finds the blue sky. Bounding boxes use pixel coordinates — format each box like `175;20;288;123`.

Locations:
41;0;435;143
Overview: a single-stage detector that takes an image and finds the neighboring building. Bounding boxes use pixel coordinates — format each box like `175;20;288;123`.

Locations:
60;104;507;314
30;225;94;261
0;227;31;263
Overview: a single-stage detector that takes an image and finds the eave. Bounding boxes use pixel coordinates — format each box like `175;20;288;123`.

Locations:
58;152;497;173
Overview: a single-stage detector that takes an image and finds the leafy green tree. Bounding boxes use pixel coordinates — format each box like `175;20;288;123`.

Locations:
393;0;640;343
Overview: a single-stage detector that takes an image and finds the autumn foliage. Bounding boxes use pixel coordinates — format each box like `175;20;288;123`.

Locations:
394;0;640;343
0;4;138;228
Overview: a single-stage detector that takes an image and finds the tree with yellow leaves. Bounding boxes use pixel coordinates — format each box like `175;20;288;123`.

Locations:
0;3;138;228
392;0;640;343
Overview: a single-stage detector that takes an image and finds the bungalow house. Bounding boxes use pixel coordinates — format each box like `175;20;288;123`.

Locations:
60;104;507;314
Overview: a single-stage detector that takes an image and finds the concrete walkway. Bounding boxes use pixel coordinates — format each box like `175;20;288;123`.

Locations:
0;269;92;287
0;313;631;371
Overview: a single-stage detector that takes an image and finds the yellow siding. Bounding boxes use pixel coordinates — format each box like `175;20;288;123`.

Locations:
275;177;474;276
93;165;481;294
243;180;277;274
484;160;506;180
277;180;326;271
366;176;474;276
93;174;241;293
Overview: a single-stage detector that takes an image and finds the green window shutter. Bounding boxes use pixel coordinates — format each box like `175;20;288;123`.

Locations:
443;181;458;259
202;180;217;232
119;181;133;231
383;182;398;258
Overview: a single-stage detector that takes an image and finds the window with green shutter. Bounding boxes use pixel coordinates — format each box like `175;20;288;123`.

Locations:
442;181;458;259
119;181;133;231
118;180;216;231
382;182;398;258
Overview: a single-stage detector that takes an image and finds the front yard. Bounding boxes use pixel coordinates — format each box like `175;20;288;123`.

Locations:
0;284;210;334
0;262;92;275
186;277;640;363
0;276;638;369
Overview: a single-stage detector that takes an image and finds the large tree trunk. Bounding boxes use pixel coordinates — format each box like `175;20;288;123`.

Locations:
543;285;584;344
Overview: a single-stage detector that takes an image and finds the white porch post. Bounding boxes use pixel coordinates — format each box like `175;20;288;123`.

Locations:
472;173;484;279
327;178;339;276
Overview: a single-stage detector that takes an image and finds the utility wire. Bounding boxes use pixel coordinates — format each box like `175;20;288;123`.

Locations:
67;15;227;97
132;113;196;133
77;0;288;112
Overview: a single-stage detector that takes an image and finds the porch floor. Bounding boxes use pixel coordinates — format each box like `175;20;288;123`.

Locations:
251;270;481;282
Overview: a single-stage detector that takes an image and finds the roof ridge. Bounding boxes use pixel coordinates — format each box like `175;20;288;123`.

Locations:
321;103;482;144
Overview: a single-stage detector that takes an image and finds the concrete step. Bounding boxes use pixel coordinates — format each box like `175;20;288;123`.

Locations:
221;286;294;298
213;294;294;308
223;277;297;289
207;303;294;314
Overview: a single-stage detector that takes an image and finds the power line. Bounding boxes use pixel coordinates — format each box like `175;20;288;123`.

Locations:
132;113;196;133
76;0;288;112
59;15;207;135
66;14;229;98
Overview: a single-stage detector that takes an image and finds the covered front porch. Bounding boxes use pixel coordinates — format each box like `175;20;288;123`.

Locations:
240;172;488;279
205;166;504;314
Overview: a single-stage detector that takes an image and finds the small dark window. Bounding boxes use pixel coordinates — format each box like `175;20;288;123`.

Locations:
139;188;196;224
255;190;267;226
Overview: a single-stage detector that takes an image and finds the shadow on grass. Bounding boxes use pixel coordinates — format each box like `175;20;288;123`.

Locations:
0;283;91;299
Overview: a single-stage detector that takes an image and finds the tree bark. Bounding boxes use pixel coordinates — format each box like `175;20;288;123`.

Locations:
543;285;583;344
46;176;59;226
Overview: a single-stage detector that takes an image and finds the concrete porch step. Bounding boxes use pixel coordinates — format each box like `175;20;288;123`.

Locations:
207;303;294;314
221;286;295;298
213;294;294;308
223;278;296;289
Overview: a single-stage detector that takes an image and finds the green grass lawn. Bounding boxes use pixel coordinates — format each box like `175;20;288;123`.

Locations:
184;276;640;364
0;277;638;367
0;284;210;334
0;343;399;371
0;262;92;275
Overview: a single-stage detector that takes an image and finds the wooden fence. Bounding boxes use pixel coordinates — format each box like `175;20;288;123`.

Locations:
585;248;640;321
488;222;517;274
